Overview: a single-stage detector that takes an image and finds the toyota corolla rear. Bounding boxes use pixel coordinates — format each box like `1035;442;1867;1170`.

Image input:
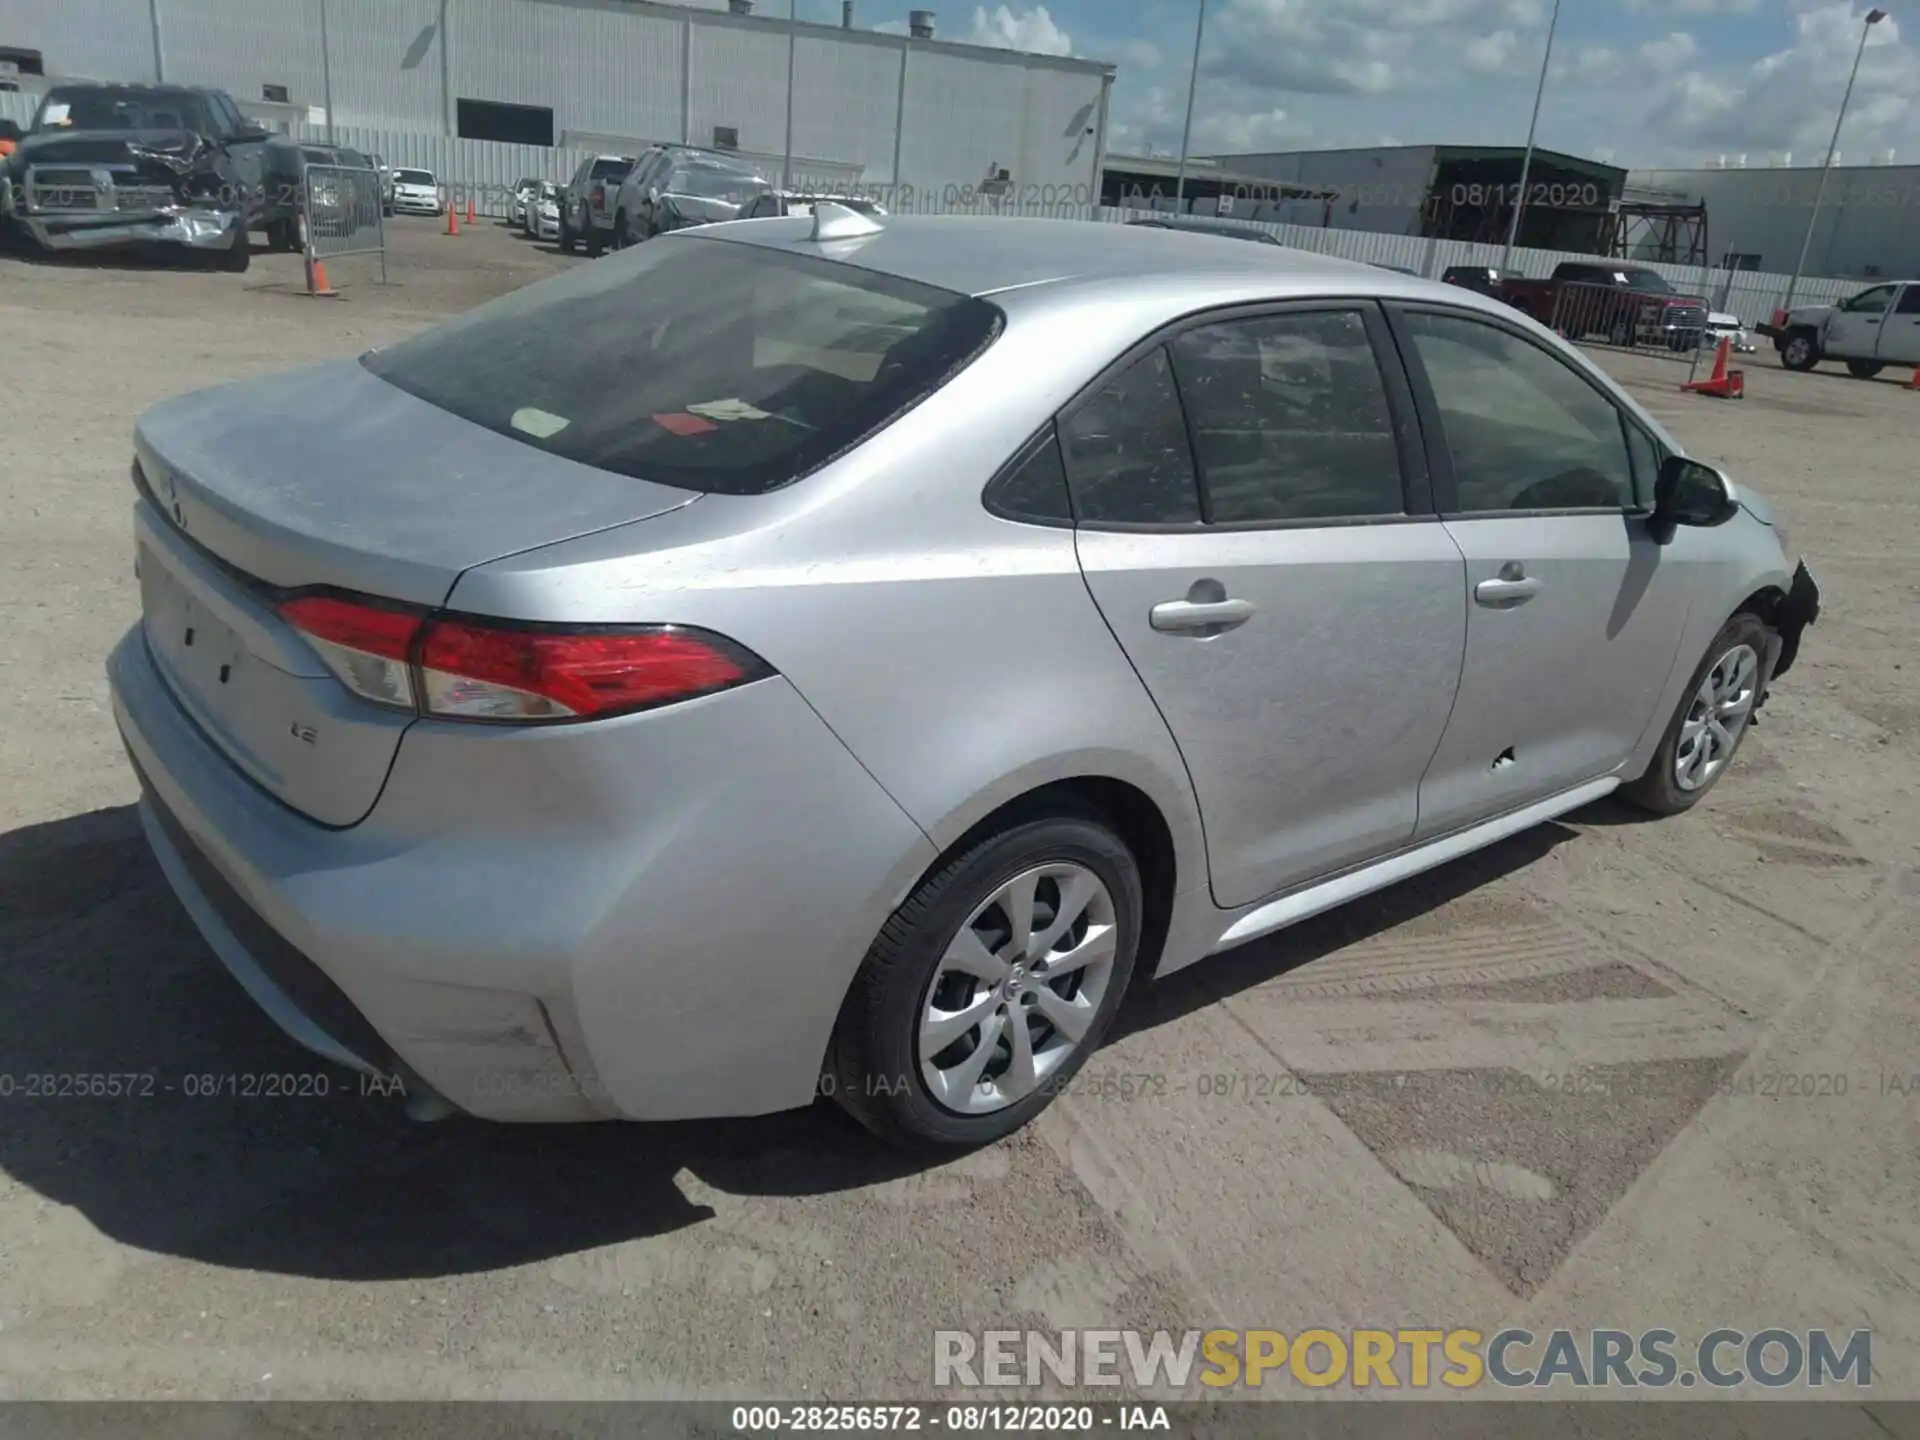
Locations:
109;230;1010;1122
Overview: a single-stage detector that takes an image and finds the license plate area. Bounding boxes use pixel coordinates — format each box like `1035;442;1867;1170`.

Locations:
140;542;259;745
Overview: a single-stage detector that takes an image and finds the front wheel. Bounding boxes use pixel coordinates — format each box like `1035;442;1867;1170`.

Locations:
827;806;1142;1149
1780;330;1821;371
1846;359;1884;380
1621;613;1772;816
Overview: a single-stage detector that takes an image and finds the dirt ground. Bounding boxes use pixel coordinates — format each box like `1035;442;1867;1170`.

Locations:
1;219;1917;1411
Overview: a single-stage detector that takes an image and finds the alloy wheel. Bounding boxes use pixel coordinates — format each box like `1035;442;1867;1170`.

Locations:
917;863;1117;1115
1674;643;1760;792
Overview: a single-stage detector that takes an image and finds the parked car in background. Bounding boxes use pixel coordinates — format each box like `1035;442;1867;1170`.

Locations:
1441;264;1523;296
388;167;442;217
506;176;540;228
1490;261;1710;351
525;179;561;242
1702;310;1757;356
736;188;886;220
1125;214;1283;245
0;81;279;270
1764;280;1920;376
560;152;636;256
615;150;764;246
108;218;1817;1151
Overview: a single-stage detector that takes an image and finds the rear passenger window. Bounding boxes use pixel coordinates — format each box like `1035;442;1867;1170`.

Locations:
986;427;1073;524
1059;348;1201;524
1171;310;1404;523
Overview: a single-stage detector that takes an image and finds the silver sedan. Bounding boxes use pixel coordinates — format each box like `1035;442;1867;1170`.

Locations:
108;211;1818;1148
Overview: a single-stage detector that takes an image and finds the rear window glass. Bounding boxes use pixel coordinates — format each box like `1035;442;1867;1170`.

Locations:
361;234;1003;496
590;157;633;180
395;169;433;184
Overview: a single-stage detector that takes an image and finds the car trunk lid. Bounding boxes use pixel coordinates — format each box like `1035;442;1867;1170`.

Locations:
132;358;699;824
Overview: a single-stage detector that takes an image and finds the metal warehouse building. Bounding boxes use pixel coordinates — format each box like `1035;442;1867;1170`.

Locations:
1627;164;1920;282
0;0;1113;198
1197;144;1630;252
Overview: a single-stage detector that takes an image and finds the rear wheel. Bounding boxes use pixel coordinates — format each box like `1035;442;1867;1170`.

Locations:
1621;613;1771;816
1780;330;1821;371
1846;359;1884;379
827;806;1142;1149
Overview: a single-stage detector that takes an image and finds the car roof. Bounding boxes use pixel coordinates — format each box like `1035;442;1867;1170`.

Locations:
705;214;1423;298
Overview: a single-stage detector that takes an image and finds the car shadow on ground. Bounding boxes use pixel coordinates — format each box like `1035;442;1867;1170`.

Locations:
1111;820;1577;1041
0;235;275;270
1;802;1574;1283
0;805;933;1283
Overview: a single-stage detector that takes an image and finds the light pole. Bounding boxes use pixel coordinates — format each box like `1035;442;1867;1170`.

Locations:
319;0;335;143
1782;6;1887;314
1173;0;1208;214
782;0;797;191
1501;0;1562;269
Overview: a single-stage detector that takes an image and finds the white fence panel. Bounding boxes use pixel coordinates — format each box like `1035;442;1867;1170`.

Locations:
0;90;39;128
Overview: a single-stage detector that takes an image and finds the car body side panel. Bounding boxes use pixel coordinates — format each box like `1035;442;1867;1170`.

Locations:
114;616;937;1121
1618;513;1794;783
446;295;1215;932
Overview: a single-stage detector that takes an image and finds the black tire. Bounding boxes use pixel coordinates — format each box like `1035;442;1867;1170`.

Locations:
212;222;251;273
1608;316;1633;348
612;209;628;249
827;805;1143;1149
1620;612;1773;816
1846;359;1883;379
1780;329;1821;372
558;215;577;254
584;224;604;258
264;217;290;252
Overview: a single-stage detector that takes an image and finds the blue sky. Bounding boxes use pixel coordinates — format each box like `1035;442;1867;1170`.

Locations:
760;0;1919;169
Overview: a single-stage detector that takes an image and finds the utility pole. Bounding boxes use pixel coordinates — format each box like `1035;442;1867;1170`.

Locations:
1502;0;1563;269
1173;0;1208;213
1782;7;1887;314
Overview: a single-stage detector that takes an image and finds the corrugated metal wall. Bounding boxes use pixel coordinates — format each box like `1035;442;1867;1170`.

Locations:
0;0;1110;197
0;0;158;86
1631;164;1920;281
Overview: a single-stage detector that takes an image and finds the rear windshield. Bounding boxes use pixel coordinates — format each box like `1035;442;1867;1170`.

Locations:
361;233;1003;496
590;157;633;180
395;168;434;184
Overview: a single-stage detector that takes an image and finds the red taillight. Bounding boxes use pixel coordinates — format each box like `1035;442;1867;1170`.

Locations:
279;594;421;661
419;622;760;721
591;183;605;207
279;593;424;711
278;592;767;723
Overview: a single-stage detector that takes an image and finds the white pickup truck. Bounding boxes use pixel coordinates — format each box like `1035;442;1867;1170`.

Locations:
1766;279;1920;377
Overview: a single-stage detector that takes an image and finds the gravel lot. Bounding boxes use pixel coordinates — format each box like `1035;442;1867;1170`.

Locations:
1;220;1917;1408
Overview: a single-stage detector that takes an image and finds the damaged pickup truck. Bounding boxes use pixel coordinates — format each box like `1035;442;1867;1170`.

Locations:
0;82;287;271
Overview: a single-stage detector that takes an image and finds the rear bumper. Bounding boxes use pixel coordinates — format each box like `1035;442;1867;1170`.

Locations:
14;207;242;252
108;622;935;1124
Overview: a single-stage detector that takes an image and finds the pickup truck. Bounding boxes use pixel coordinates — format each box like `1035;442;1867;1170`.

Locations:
1761;281;1920;377
1490;261;1711;351
0;81;287;271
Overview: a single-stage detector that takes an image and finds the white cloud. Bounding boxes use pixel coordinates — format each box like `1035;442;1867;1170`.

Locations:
1638;31;1700;70
966;4;1072;56
1121;39;1163;71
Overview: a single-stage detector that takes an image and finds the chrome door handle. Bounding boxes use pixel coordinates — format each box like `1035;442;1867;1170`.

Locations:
1475;576;1544;605
1150;598;1256;633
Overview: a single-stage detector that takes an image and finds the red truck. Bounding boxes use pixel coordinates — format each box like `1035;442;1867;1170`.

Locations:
1490;260;1711;351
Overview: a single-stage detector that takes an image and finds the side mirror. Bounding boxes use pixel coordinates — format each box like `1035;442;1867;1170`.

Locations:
648;186;661;205
1650;455;1737;542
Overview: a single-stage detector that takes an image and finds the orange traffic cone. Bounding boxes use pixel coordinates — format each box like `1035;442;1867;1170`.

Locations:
465;195;476;225
304;254;338;298
1908;364;1920;390
445;197;459;236
1682;336;1744;399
